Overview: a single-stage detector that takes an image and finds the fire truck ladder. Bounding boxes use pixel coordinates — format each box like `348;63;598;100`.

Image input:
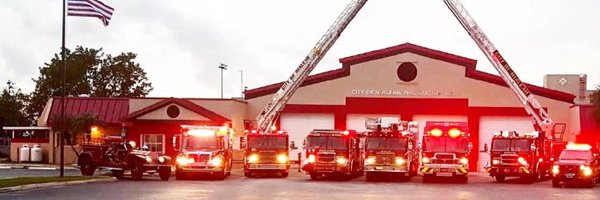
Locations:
444;0;555;136
256;0;368;133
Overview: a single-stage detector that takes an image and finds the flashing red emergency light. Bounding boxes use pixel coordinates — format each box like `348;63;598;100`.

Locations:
448;128;462;138
430;128;443;137
342;130;350;135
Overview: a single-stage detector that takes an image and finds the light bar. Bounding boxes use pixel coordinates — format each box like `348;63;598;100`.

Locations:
566;142;592;151
186;129;216;137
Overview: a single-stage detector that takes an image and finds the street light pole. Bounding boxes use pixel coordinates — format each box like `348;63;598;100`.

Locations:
238;70;244;98
219;64;228;99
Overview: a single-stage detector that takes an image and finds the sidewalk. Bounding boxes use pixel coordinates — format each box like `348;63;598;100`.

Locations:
0;162;78;171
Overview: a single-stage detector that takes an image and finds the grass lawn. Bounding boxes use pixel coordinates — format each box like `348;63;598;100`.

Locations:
0;176;109;188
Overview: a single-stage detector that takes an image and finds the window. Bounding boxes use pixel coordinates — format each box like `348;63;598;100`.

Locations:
141;134;165;153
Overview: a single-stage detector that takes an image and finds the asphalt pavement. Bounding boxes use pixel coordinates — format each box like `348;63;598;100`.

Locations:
0;169;598;200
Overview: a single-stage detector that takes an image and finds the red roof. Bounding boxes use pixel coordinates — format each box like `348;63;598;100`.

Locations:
126;98;230;123
244;43;575;103
47;97;129;126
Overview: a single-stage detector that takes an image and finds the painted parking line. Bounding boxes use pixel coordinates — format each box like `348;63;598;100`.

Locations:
0;167;11;170
27;167;58;171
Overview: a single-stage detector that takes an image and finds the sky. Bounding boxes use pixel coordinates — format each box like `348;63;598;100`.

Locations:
1;0;599;99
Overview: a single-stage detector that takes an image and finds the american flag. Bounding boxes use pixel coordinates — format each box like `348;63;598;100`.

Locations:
67;0;114;26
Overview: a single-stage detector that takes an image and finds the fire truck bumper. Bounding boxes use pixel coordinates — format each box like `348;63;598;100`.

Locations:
487;166;531;177
177;164;224;174
302;163;350;174
245;163;290;172
365;165;409;173
420;164;468;176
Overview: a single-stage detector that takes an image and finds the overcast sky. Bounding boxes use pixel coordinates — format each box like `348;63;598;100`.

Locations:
1;0;599;99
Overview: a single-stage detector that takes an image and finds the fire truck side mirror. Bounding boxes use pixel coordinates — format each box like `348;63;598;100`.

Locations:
290;141;298;150
172;135;180;150
407;142;413;150
303;139;307;149
417;143;422;150
481;143;488;153
530;143;537;151
468;142;473;151
240;137;246;149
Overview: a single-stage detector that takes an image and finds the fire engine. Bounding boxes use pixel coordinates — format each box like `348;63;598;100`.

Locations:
242;129;290;177
552;143;600;188
302;130;364;180
420;121;472;183
486;131;553;182
363;117;419;181
173;125;234;180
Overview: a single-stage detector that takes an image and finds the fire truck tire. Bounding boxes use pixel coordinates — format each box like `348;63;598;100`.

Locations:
552;179;560;187
159;167;171;181
280;172;289;178
309;172;318;180
111;170;125;179
131;161;144;181
213;171;226;180
495;175;506;182
584;179;595;188
79;157;96;176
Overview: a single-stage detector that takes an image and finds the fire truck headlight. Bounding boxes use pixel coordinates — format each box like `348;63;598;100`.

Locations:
422;157;430;164
336;157;348;165
518;157;528;166
247;154;259;163
395;158;406;165
552;165;559;175
492;159;500;165
145;156;153;163
459;158;469;165
176;156;187;165
277;154;288;163
308;154;316;163
365;157;375;165
581;165;592;176
158;156;165;163
209;157;223;167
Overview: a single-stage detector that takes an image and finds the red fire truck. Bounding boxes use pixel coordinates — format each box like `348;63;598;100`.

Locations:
363;117;420;181
420;121;472;183
302;130;364;180
173;125;234;180
242;130;291;177
551;143;600;188
486;131;553;182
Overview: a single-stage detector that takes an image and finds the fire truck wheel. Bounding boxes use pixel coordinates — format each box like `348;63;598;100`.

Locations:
159;167;171;181
552;179;561;188
111;170;125;179
495;175;506;182
79;157;96;176
131;161;144;181
584;179;595;188
213;171;226;180
309;173;318;180
280;172;289;178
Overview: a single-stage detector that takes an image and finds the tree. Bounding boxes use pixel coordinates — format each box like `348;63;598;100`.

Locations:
91;52;152;97
27;46;153;121
590;84;600;126
49;113;101;156
0;81;31;127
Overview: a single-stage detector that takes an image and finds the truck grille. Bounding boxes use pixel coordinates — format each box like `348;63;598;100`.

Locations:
500;155;518;165
376;152;395;165
559;165;579;174
259;152;277;163
317;153;335;162
188;153;210;163
433;154;456;164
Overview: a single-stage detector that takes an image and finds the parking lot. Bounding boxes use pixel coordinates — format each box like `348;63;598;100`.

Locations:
1;169;598;200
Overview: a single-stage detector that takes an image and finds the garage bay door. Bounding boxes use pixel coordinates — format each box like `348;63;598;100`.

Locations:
280;113;335;161
478;116;534;172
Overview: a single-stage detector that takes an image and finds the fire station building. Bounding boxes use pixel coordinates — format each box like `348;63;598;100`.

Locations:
23;43;596;172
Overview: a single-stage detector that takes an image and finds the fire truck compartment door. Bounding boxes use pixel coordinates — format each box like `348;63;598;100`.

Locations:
478;116;534;172
281;113;334;161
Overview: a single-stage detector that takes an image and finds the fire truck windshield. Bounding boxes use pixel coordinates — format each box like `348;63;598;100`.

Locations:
366;137;407;151
491;139;530;152
184;136;220;149
559;150;592;161
424;136;469;153
247;135;287;149
307;136;347;150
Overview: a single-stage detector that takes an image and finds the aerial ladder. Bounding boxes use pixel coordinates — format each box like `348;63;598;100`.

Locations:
255;0;368;133
443;0;560;140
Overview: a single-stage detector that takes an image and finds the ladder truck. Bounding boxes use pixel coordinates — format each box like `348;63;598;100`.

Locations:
245;0;368;176
443;0;564;179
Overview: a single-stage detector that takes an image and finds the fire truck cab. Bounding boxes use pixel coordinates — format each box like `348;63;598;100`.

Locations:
486;131;552;182
173;125;234;180
420;121;472;183
363;117;420;181
241;130;291;177
302;130;364;180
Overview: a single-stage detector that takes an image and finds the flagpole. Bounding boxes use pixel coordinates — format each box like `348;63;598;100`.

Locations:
60;0;66;178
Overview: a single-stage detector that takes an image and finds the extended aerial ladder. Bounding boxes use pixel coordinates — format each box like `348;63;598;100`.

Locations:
443;0;557;139
255;0;368;133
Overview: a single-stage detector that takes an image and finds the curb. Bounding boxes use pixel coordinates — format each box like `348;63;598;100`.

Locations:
0;177;116;194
